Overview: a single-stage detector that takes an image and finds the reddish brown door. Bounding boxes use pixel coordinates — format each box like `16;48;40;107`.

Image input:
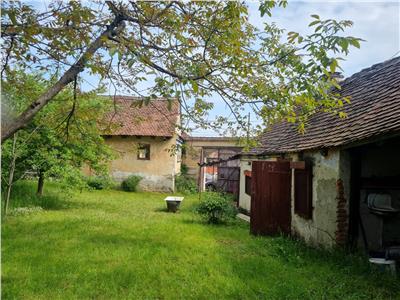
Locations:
250;161;291;235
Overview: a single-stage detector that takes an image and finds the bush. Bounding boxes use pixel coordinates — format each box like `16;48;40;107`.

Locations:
86;176;114;190
121;175;142;192
175;175;197;194
196;192;238;224
180;163;189;176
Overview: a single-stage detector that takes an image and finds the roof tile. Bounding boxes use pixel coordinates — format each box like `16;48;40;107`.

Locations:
102;96;180;137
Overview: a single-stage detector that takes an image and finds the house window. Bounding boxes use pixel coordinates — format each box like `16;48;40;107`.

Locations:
294;161;313;219
137;144;150;160
245;175;252;196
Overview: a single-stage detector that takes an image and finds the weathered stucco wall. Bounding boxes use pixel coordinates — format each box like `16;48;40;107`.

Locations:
238;146;356;248
290;149;350;248
87;135;180;192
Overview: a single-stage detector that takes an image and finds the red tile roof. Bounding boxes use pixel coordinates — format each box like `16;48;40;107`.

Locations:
249;57;400;155
103;96;180;137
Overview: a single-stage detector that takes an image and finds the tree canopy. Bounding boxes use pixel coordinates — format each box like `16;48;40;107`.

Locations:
1;70;113;199
1;0;362;142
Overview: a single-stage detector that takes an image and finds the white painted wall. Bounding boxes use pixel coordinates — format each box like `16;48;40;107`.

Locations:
238;159;252;212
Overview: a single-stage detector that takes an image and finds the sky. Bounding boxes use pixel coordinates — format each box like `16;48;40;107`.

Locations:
190;0;399;137
250;1;400;77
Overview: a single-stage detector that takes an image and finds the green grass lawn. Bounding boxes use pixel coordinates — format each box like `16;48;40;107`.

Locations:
2;181;400;299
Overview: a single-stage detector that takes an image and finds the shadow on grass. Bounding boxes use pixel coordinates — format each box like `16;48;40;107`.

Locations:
153;207;169;213
4;181;73;211
205;227;400;299
179;216;242;228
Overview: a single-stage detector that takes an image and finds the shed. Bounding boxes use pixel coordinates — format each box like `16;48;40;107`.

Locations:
239;57;400;250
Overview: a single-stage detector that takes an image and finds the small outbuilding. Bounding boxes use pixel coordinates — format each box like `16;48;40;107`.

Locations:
238;57;400;252
84;96;182;192
182;135;242;196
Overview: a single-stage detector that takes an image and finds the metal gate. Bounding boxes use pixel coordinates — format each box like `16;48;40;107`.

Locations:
216;160;240;199
250;161;291;235
200;148;241;200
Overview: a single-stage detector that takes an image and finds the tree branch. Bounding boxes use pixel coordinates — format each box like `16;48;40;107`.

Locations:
1;16;124;143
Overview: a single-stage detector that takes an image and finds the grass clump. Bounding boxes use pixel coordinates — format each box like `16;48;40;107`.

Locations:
196;192;237;224
86;176;115;190
121;175;142;192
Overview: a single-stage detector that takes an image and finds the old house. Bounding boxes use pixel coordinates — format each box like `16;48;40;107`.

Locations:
86;96;182;192
239;57;400;252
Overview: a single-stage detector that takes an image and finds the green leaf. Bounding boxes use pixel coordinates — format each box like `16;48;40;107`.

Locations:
349;38;361;49
287;32;299;43
8;11;17;25
311;14;320;19
109;47;117;57
191;81;199;93
127;59;134;68
315;25;323;32
309;20;320;27
330;59;338;74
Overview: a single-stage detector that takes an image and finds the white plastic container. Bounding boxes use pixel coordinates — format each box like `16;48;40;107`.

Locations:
164;196;184;213
369;257;397;275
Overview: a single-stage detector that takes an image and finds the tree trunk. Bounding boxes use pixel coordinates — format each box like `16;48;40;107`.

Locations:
3;133;17;218
37;171;45;196
1;15;124;143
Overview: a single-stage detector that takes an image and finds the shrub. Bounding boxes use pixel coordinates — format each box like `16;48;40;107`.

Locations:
86;176;114;190
180;163;189;176
175;174;197;194
196;192;238;224
121;175;142;192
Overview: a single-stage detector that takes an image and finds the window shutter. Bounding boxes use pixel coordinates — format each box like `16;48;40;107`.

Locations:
294;161;313;219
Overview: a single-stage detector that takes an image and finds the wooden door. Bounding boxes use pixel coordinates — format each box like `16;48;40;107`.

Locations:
250;161;291;235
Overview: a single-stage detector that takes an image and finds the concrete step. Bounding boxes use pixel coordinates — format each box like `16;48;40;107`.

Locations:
237;213;250;223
